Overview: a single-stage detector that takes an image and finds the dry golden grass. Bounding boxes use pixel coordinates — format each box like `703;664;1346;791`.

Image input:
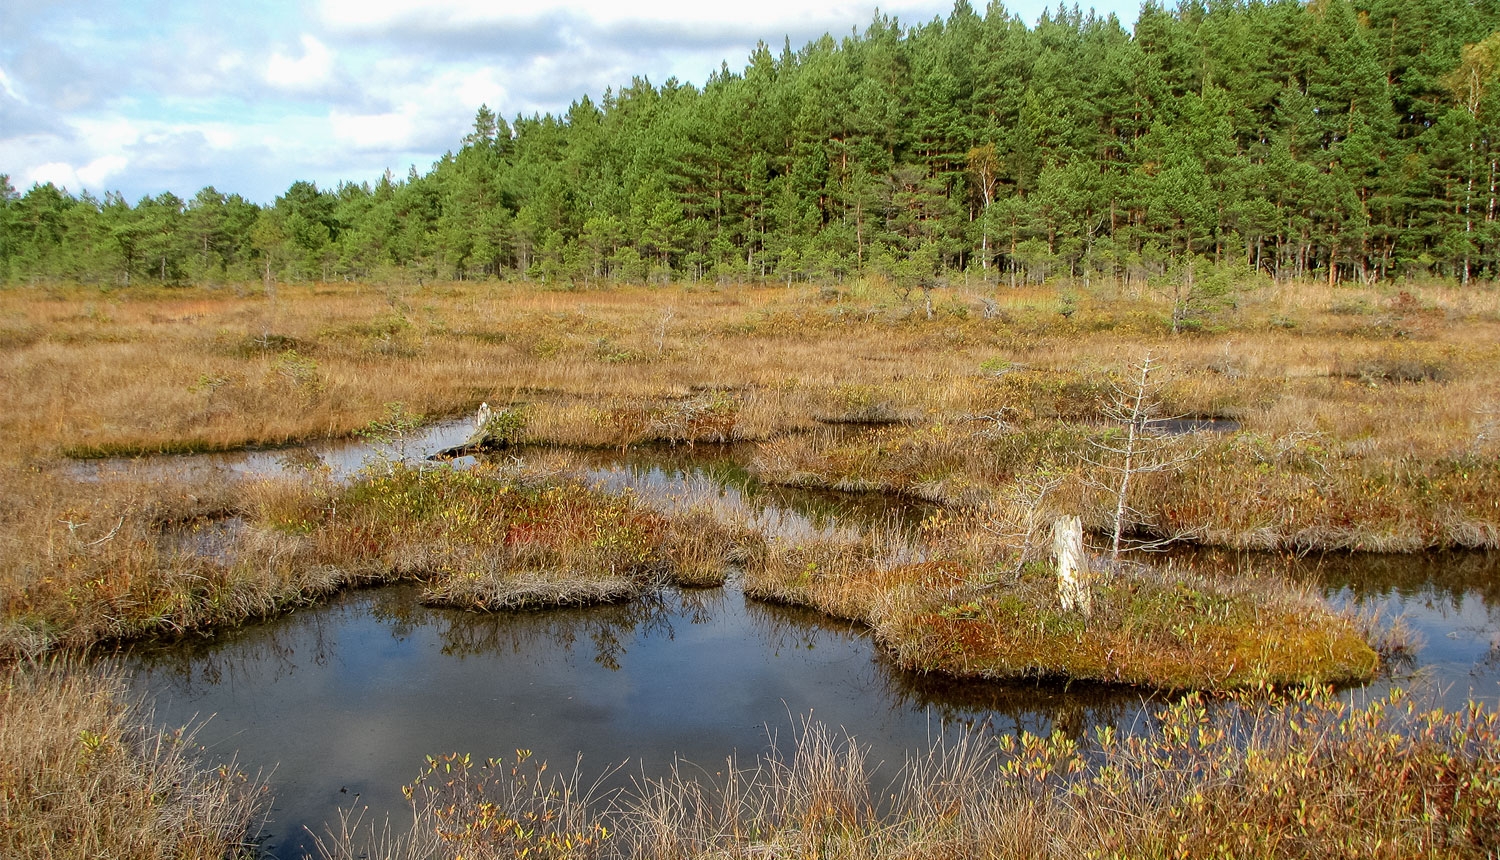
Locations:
0;462;365;661
3;277;1493;858
2;278;1495;465
3;274;1485;669
0;658;266;859
0;455;758;657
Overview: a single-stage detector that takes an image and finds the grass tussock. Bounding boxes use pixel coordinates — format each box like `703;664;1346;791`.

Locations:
317;687;1499;860
743;510;1376;689
0;464;352;660
0;279;1496;551
297;463;754;609
0;658;266;860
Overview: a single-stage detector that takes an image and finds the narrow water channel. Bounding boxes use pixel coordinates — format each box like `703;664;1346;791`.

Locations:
93;424;1500;859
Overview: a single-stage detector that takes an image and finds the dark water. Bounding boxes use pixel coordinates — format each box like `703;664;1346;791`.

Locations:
1311;551;1500;703
1164;548;1500;706
100;429;1500;858
124;585;1153;859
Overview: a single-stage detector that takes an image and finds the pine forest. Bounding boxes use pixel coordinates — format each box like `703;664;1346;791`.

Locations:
4;0;1500;288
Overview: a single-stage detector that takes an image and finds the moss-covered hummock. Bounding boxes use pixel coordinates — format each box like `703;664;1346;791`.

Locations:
746;545;1377;691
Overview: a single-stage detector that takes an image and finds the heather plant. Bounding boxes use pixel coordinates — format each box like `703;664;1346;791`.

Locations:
744;510;1376;689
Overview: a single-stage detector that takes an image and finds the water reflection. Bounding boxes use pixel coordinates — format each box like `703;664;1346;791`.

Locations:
1166;547;1500;709
124;582;1161;860
432;593;681;671
571;444;936;535
68;418;474;482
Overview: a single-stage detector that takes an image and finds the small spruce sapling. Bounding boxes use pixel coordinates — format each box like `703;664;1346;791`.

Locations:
1163;256;1235;334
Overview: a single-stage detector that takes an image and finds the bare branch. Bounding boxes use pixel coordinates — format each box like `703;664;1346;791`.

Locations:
1085;352;1205;561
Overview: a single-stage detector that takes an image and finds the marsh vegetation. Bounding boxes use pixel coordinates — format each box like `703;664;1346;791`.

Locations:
1;273;1497;858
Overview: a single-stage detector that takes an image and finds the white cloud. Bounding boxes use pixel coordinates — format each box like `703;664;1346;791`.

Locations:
0;67;24;103
25;162;82;190
319;0;945;32
455;68;510;114
330;109;416;150
266;34;335;91
76;154;129;187
71;116;144;148
22;153;129;193
5;0;1147;206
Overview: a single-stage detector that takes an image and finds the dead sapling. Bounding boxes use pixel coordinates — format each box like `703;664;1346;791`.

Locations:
1083;352;1207;562
655;306;675;357
980;472;1065;578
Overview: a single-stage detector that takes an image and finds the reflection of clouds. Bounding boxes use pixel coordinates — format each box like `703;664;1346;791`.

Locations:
68;425;930;549
124;592;340;694
118;565;1498;860
742;596;865;656
573;445;932;543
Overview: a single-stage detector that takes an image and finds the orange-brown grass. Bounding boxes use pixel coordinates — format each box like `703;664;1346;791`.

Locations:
317;687;1498;860
0;456;754;657
0;658;266;859
303;462;753;609
7;276;1483;659
753;403;1500;552
2;278;1495;464
0;463;353;660
877;564;1375;688
2;276;1487;662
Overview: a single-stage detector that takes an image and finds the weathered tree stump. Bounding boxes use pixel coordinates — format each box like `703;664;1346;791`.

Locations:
432;402;509;459
1053;515;1092;617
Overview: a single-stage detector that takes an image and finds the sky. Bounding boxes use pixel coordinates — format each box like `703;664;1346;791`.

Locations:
1;0;1142;206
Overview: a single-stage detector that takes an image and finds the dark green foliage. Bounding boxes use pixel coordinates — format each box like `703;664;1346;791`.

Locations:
4;0;1499;286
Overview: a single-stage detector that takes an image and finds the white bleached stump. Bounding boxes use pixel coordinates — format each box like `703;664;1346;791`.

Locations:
456;402;495;450
1052;515;1092;618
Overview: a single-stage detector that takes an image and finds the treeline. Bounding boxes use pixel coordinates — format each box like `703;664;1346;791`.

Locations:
4;0;1500;289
